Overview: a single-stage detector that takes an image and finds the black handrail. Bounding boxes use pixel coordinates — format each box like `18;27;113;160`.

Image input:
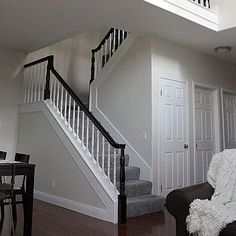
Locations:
24;55;127;224
50;67;125;150
24;55;54;68
90;28;129;84
92;28;114;53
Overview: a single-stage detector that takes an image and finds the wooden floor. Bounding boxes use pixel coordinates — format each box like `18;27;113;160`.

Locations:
0;200;176;236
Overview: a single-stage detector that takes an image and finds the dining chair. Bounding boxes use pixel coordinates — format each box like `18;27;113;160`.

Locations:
2;153;30;227
0;151;6;160
0;163;16;234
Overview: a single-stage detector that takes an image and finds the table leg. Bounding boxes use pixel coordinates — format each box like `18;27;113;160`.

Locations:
24;167;35;236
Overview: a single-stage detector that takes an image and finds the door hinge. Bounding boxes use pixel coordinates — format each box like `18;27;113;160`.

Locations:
160;90;163;96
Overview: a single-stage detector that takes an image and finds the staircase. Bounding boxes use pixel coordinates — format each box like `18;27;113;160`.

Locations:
22;27;165;223
89;28;165;218
69;109;165;218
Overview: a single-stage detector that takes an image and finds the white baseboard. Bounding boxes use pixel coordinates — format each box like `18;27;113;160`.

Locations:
19;102;118;223
34;190;111;222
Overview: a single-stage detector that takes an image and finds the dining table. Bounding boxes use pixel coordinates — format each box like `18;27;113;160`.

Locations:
0;161;35;236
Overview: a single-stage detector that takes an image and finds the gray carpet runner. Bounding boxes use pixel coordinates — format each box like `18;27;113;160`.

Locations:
67;108;165;218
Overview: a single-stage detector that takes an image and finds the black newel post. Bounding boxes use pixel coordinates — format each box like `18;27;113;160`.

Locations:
44;58;53;100
118;145;127;224
90;51;95;84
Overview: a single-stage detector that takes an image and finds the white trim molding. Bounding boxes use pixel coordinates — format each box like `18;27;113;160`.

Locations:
34;191;110;222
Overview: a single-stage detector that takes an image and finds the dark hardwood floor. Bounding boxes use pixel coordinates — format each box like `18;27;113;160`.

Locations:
0;200;176;236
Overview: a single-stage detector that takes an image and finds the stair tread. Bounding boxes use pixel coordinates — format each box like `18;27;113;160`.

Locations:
107;166;140;171
124;180;152;186
127;195;165;218
127;194;165;204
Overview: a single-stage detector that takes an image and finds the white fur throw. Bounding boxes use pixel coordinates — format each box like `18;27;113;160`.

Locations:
186;149;236;236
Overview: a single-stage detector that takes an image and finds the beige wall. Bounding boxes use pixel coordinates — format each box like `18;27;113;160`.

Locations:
97;38;152;166
27;28;108;103
17;111;105;208
0;48;25;160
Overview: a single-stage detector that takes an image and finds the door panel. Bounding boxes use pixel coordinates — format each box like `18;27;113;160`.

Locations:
194;87;215;184
223;93;236;149
160;78;188;196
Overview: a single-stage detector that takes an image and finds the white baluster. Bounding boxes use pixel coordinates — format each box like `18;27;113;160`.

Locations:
104;40;107;64
34;66;37;102
42;62;47;101
86;116;89;150
56;80;60;112
53;77;56;106
23;69;28;103
96;131;100;164
100;48;103;70
96;53;98;77
72;100;76;131
76;105;80;140
102;137;105;171
68;95;71;127
81;111;85;144
108;144;111;179
113;149;117;186
30;68;34;103
91;124;95;158
26;68;31;103
38;63;42;101
49;70;53;103
60;86;64;116
64;91;68;121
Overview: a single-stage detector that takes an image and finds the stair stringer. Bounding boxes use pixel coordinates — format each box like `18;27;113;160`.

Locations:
19;101;119;223
90;36;151;181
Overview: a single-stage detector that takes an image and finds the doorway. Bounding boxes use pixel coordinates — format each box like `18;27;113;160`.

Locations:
160;77;189;196
222;91;236;149
194;86;217;184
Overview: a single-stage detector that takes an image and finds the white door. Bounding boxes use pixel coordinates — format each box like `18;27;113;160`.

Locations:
160;78;188;196
223;92;236;149
194;87;215;184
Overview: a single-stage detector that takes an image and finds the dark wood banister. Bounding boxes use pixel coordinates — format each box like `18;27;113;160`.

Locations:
51;67;125;149
24;54;127;224
92;28;114;53
24;55;53;68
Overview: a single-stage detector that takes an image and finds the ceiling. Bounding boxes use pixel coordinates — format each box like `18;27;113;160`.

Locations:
1;0;236;63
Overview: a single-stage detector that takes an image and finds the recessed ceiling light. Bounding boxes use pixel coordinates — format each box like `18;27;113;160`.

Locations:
214;46;232;54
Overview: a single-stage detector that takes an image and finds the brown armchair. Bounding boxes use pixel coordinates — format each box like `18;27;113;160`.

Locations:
166;183;236;236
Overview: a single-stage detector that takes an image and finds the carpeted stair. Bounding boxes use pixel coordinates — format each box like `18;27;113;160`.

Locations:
67;108;165;218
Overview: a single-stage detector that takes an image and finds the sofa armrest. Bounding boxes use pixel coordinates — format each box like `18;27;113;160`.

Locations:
166;183;214;236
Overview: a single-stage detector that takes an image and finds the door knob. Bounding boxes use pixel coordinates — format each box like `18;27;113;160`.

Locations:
184;144;189;149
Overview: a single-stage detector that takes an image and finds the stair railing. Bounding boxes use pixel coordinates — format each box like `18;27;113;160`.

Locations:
90;28;129;84
191;0;211;8
23;55;127;224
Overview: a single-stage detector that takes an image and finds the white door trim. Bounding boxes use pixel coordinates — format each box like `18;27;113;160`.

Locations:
220;88;236;150
192;82;220;184
158;74;190;196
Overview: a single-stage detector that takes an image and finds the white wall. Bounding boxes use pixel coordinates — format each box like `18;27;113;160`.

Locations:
151;36;236;192
213;0;236;30
0;48;25;160
26;27;108;103
96;38;152;167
